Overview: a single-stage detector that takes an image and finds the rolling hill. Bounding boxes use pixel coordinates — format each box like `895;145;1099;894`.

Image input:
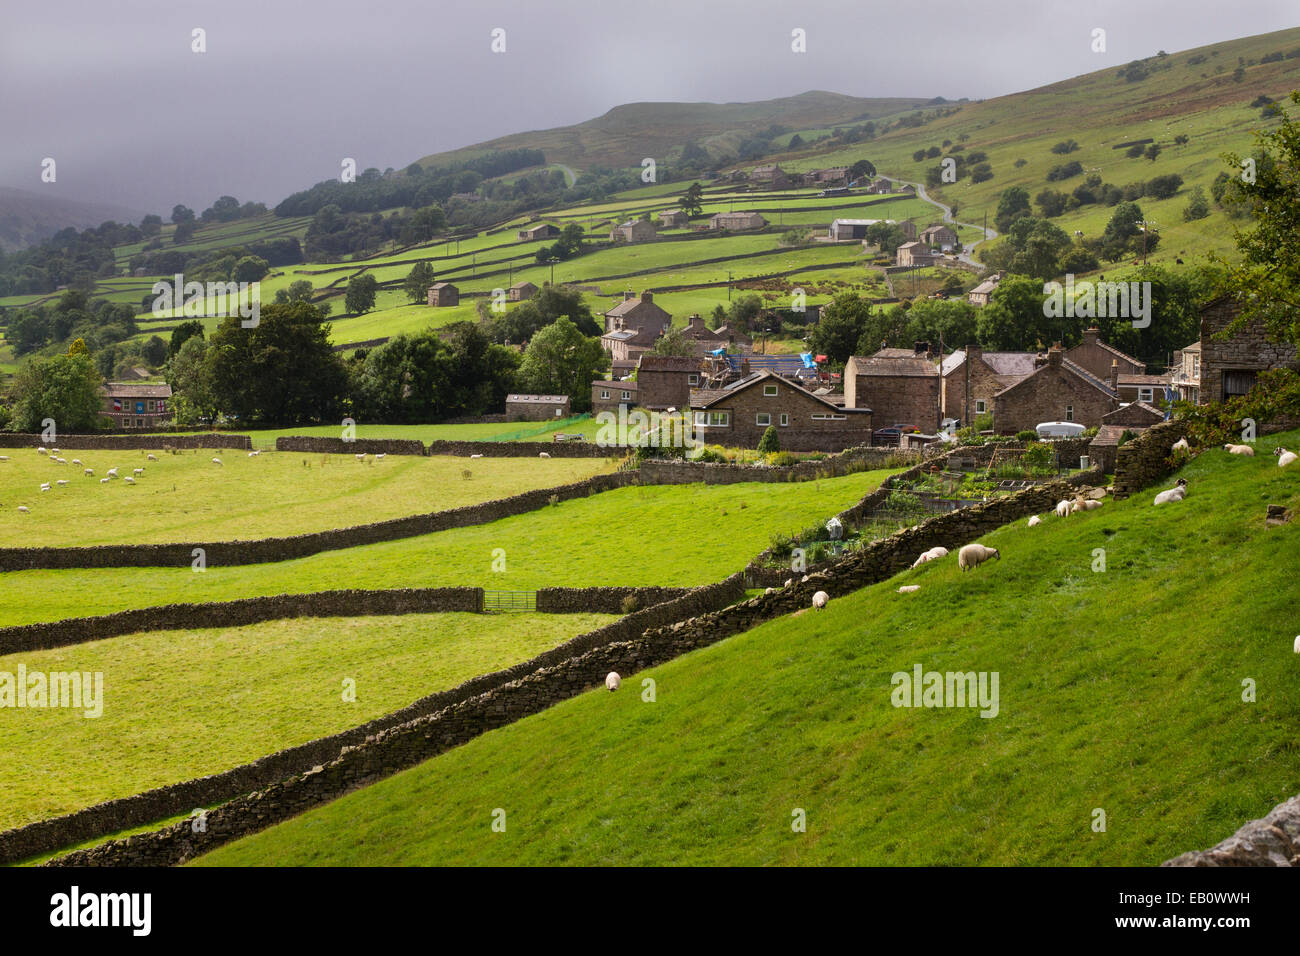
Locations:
0;186;146;253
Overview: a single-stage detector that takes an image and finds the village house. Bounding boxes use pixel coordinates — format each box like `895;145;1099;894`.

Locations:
450;192;482;203
1064;327;1144;381
636;354;699;410
919;224;958;251
1170;340;1201;404
101;383;172;429
427;282;459;307
610;218;657;243
590;380;639;416
864;178;893;195
967;272;1001;307
939;347;1039;425
1116;371;1173;406
895;220;918;241
808;167;850;187
507;281;539;302
1088;401;1167;472
895;241;936;268
658;208;688;229
844;344;941;432
505;394;570;421
517;223;560;241
681;314;753;349
1197;297;1298;403
992;346;1118;434
603;290;672;335
749;164;790;189
709;211;768;231
690;370;872;451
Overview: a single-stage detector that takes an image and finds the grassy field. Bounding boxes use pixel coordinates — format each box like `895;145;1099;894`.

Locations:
193;433;1300;866
0;469;895;627
0;448;615;546
0;612;615;833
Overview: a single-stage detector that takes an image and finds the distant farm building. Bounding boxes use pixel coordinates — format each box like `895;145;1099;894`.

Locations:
895;241;936;267
658;208;688;228
920;224;958;251
610;219;657;243
829;218;879;241
749;164;790;189
967;272;1001;307
427;282;459;307
709;211;767;231
505;393;571;421
508;281;539;302
518;223;561;241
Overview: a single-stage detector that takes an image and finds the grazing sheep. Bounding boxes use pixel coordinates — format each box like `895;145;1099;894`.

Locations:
56;479;68;486
0;456;8;461
211;458;223;466
355;453;365;461
375;453;386;460
812;590;829;609
910;546;949;568
133;467;144;475
1171;437;1189;452
84;468;93;476
100;478;109;484
1153;478;1188;506
124;476;136;484
248;451;257;457
51;448;60;455
539;452;551;458
39;483;50;492
249;450;261;456
957;543;1000;571
1294;635;1300;655
146;454;158;461
72;459;82;465
1224;443;1254;456
106;468;118;478
17;506;29;513
1276;447;1297;468
469;454;483;459
605;672;621;692
37;447;47;455
1027;515;1042;527
897;585;921;593
1054;499;1072;517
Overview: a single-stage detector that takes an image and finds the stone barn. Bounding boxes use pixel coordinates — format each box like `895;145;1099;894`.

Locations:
505;394;571;421
427;282;459;307
1197;297;1298;403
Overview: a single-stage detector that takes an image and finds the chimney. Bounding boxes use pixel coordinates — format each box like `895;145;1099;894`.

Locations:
1083;327;1099;347
913;340;930;356
688;314;704;330
1110;358;1119;394
1048;346;1062;368
641;291;653;303
967;345;982;364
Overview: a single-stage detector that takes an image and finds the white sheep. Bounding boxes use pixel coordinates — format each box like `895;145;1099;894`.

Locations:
539;452;551;458
37;447;47;455
1074;498;1103;512
470;454;483;459
106;467;118;478
1276;447;1297;468
1224;443;1254;456
812;590;829;609
375;453;386;460
1027;515;1041;527
17;506;29;513
1153;478;1188;506
1294;635;1300;655
958;543;1000;571
55;457;67;464
248;451;257;457
605;672;621;692
56;479;68;486
124;476;136;484
147;453;158;461
133;468;144;475
1054;499;1072;517
100;477;109;484
355;453;366;461
84;468;93;476
1172;437;1189;452
764;587;775;595
784;578;793;588
910;546;949;568
39;483;50;492
897;585;920;593
249;450;261;456
211;458;223;466
0;455;8;461
51;448;60;455
72;459;82;465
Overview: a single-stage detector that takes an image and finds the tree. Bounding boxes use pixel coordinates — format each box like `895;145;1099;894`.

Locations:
9;352;105;432
1035;188;1069;218
849;159;877;181
140;214;163;237
166;335;218;423
1144;144;1162;162
994;187;1033;232
208;301;348;425
171;204;195;224
345;274;379;314
978;275;1052;351
757;425;781;454
1217;89;1300;346
681;182;704;217
231;255;269;283
403;261;436;304
1145;174;1183;199
142;335;168;366
809;293;873;366
489;284;599;344
173;220;196;244
515;316;607;412
1101;202;1156;261
647;325;697;357
169;319;205;357
1182;185;1210;221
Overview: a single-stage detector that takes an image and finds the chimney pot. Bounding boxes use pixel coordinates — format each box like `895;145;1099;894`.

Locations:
1048;347;1062;368
641;291;653;302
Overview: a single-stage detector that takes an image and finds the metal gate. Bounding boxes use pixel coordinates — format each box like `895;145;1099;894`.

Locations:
483;590;537;612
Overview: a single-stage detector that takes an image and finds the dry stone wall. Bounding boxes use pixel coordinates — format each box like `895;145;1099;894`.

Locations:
1112;419;1188;499
0;433;252;450
1163;793;1300;866
275;436;426;455
426;440;616;458
638;446;918;485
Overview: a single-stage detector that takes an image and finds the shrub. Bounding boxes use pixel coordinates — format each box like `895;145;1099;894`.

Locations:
1015;430;1038;442
768;532;794;558
767;451;799;467
757;425;781;454
1022;441;1054;470
694;447;727;463
620;595;640;615
1176;368;1300;447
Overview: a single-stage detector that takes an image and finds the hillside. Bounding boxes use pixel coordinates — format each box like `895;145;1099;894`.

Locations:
0;186;145;254
409;91;938;171
194;434;1300;866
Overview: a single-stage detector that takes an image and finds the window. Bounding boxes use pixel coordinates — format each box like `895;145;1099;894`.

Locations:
708;411;730;426
1138;387;1153;403
621;391;631;400
146;400;155;412
756;413;771;426
779;413;789;427
763;384;778;396
1065;405;1074;422
975;399;987;414
1192;357;1200;377
688;374;699;386
600;390;610;400
811;413;847;421
554;408;562;417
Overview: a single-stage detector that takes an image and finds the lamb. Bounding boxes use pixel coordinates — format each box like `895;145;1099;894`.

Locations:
1171;437;1189;452
123;476;136;484
812;590;829;609
1054;499;1072;518
100;478;110;484
17;506;29;513
957;543;1000;571
605;672;621;692
538;452;551;458
910;546;949;568
211;458;223;466
897;585;921;594
1223;443;1255;456
1153;478;1188;506
146;454;158;461
1027;515;1041;527
1276;447;1297;468
56;479;68;486
133;468;144;475
470;454;483;459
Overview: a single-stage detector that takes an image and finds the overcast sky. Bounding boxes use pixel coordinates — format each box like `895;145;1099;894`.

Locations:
1;0;1295;215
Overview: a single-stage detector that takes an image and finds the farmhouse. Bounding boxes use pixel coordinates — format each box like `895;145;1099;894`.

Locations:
682;314;753;349
919;224;957;251
507;281;539;302
1170;340;1201;403
992;346;1118;434
844;344;940;432
591;380;639;416
427;282;459;307
658;208;688;228
691;370;872;451
603;290;672;335
749;164;790;189
828;219;879;241
505;394;571;421
808;166;850;186
610;218;657;243
939;347;1038;425
864;178;893;194
517;223;560;241
1065;327;1143;381
637;355;700;410
101;383;172;429
895;241;936;267
709;211;768;231
967;272;1001;307
1197;297;1298;403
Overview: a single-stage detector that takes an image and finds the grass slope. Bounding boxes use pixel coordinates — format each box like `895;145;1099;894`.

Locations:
195;435;1300;866
0;612;615;832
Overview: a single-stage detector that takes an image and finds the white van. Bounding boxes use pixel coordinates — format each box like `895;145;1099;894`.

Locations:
1035;421;1086;438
